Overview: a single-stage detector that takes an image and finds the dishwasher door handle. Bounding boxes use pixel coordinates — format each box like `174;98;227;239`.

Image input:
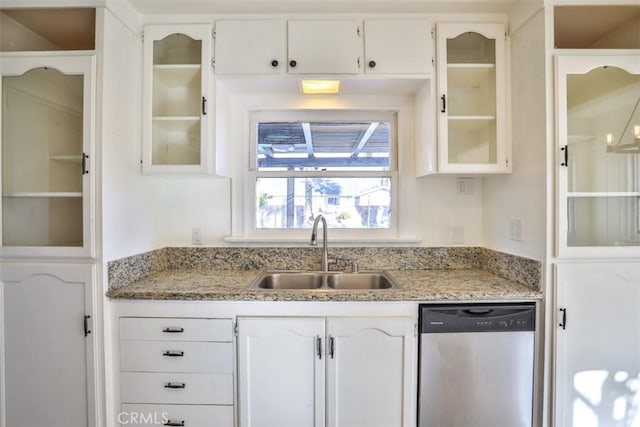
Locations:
461;309;494;316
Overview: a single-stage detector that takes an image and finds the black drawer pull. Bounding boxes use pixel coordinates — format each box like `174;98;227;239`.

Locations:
164;421;185;426
164;382;186;389
162;350;184;357
162;327;184;333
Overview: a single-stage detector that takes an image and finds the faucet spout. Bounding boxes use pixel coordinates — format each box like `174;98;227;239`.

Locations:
310;214;329;272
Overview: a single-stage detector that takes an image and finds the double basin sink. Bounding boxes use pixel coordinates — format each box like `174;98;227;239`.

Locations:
249;271;398;291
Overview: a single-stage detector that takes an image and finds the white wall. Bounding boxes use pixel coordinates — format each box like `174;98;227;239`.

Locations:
99;7;166;262
482;8;547;260
416;176;484;246
0;13;60;51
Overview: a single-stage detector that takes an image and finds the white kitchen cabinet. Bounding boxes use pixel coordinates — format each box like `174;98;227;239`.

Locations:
0;262;95;427
435;23;510;173
363;19;432;75
555;53;640;258
237;316;415;427
0;52;95;257
554;262;640;427
237;317;325;427
325;317;415;427
287;20;361;74
118;316;234;427
142;24;214;174
214;20;283;75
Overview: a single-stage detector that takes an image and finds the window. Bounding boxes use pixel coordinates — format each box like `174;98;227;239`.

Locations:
248;111;397;235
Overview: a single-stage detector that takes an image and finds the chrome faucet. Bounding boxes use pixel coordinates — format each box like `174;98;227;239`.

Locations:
310;214;329;272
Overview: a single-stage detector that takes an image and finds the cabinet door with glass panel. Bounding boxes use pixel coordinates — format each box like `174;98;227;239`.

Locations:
142;25;213;174
556;54;640;257
436;23;509;173
1;53;95;257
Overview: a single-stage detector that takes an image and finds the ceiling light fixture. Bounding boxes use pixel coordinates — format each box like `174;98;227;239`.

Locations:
301;80;340;94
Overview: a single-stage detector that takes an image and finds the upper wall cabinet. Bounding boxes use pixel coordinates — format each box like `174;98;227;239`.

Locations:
0;53;95;258
363;19;432;75
435;23;509;174
214;20;283;75
287;20;361;74
555;53;640;258
142;24;214;174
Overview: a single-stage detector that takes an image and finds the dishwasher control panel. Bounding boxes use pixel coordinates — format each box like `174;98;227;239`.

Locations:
420;303;535;333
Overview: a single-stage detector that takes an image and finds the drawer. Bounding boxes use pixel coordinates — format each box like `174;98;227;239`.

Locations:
120;404;233;427
121;372;233;405
121;341;232;374
120;317;233;342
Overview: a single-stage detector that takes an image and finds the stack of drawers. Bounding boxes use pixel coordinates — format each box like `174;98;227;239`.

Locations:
119;317;234;426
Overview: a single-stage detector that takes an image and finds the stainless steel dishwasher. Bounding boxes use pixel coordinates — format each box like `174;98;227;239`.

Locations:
418;303;535;427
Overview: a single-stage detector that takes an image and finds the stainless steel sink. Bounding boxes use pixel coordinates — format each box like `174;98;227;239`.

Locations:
248;271;398;290
326;273;394;290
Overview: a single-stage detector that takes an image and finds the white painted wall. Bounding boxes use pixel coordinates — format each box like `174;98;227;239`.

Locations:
0;13;60;51
482;8;547;260
99;7;166;262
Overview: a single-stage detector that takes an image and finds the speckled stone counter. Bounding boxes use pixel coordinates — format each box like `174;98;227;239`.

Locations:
106;268;542;302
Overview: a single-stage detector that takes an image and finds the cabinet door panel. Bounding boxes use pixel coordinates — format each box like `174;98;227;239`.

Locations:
1;263;93;427
142;24;213;173
326;317;415;427
215;20;283;75
121;372;233;405
555;54;640;257
364;20;432;74
287;20;360;74
120;341;232;373
436;22;508;173
120;317;232;342
121;404;233;427
0;54;95;257
237;317;325;427
555;263;640;427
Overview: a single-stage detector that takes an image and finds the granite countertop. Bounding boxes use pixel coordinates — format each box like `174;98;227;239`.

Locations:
106;268;542;302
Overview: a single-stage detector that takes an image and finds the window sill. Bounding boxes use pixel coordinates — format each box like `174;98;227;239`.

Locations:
224;236;422;246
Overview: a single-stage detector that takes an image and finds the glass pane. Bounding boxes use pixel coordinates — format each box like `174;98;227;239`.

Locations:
448;119;497;164
447;32;495;64
567;66;640;193
568;196;640;247
2;68;83;247
257;121;391;171
151;34;202;166
256;177;391;229
153;34;201;65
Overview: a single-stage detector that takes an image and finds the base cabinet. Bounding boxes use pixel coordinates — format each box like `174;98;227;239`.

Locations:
118;317;234;427
0;263;95;427
237;316;416;427
554;262;640;427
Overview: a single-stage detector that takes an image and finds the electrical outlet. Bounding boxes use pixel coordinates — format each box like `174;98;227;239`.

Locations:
192;227;202;245
509;219;522;241
456;177;474;195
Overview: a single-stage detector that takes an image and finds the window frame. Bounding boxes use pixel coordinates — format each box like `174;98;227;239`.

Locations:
225;93;418;244
245;109;400;240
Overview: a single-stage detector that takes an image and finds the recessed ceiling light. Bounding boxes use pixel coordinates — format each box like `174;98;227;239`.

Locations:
301;80;340;94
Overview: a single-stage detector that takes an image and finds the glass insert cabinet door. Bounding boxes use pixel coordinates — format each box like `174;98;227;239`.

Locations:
1;54;95;257
436;23;509;173
556;54;640;257
141;25;212;174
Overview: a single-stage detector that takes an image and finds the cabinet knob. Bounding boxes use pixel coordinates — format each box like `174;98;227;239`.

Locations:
289;60;297;68
368;60;376;68
271;59;279;67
